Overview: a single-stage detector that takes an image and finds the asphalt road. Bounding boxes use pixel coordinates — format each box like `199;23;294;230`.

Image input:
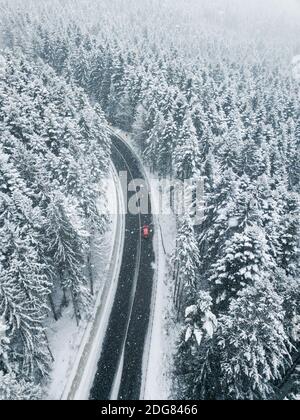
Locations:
90;134;155;401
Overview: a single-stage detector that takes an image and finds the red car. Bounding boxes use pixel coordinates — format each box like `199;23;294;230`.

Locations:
142;224;150;239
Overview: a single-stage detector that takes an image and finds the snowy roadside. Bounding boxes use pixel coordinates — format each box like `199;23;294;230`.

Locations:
110;127;178;400
142;178;177;400
45;166;124;400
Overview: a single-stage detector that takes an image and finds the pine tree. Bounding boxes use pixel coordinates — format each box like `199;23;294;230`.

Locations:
209;226;274;311
114;89;135;131
288;119;300;192
278;192;300;277
172;214;200;317
88;46;106;103
0;220;52;378
198;169;238;274
218;118;243;175
256;174;282;259
173;113;200;181
144;110;165;172
218;279;291;400
45;194;90;325
134;103;158;156
175;291;219;400
172;91;189;129
67;46;91;90
157;113;176;177
242;138;269;179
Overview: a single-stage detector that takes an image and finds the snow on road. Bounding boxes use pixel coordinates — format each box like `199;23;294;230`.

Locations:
111;127;178;400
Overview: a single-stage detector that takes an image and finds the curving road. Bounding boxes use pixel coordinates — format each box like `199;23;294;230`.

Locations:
90;134;155;401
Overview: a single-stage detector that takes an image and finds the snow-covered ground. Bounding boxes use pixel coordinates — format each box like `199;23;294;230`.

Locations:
45;168;121;400
142;181;178;400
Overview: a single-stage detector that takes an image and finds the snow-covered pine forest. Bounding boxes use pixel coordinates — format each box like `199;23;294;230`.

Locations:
0;52;110;399
0;0;300;400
